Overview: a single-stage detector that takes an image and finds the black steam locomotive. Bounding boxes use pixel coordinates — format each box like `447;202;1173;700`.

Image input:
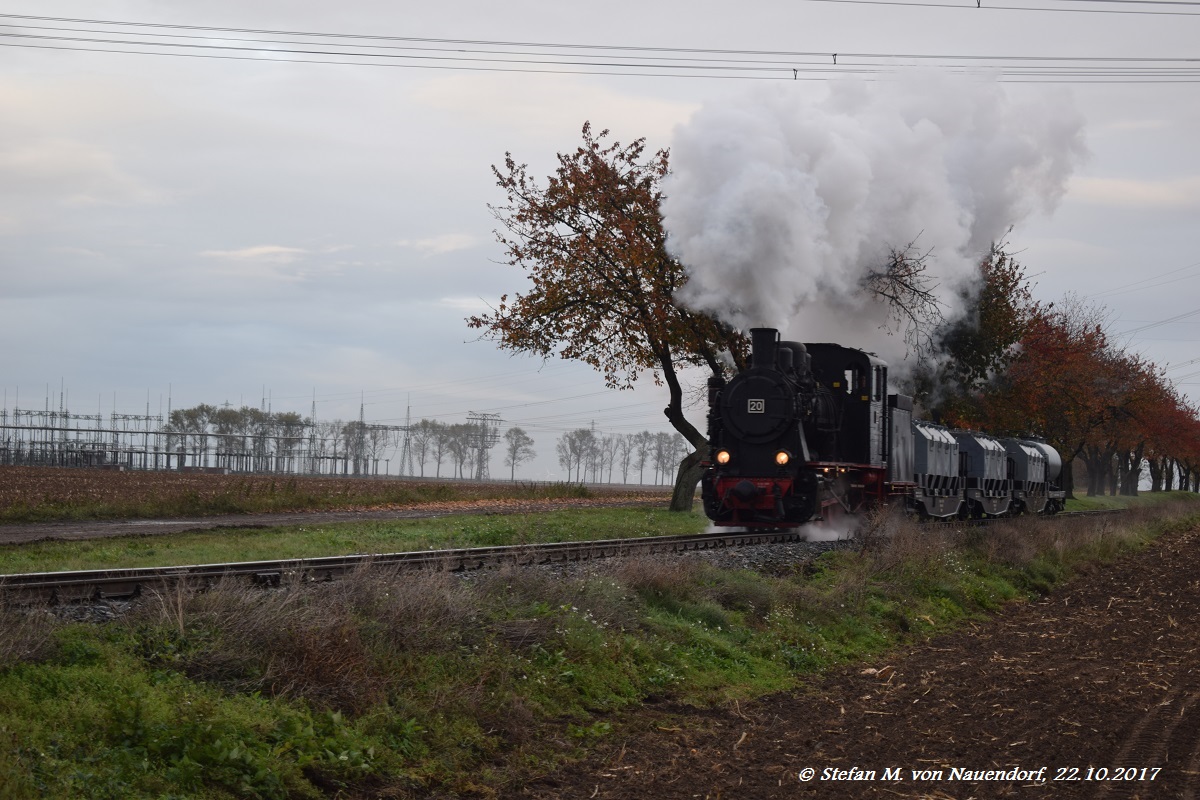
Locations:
701;328;1065;527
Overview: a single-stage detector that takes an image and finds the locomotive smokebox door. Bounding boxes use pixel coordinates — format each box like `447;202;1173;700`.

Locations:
720;373;794;443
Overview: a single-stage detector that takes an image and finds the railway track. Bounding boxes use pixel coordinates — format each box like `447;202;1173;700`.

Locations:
0;529;808;606
0;509;1126;606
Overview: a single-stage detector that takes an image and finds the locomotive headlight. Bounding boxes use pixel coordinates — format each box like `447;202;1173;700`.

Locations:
775;450;791;466
715;449;731;465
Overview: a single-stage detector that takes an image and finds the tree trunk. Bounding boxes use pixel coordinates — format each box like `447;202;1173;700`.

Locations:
1083;446;1103;496
1148;457;1162;493
1061;458;1076;500
669;447;707;512
1125;443;1145;496
1105;447;1119;496
655;346;712;512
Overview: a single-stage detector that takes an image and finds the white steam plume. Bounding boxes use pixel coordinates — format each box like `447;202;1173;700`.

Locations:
662;74;1087;361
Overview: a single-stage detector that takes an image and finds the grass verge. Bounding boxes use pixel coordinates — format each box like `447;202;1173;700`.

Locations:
0;499;1197;797
0;507;710;574
1063;488;1199;512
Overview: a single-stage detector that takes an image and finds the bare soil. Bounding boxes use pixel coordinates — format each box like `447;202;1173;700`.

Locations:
521;523;1200;800
0;496;668;545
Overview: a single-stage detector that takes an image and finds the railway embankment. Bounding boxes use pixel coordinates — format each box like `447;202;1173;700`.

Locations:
0;495;1195;798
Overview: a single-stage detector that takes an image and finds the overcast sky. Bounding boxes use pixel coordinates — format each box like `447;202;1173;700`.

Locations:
1;0;1197;481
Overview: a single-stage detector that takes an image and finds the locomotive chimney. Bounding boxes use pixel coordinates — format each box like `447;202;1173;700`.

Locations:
749;328;779;370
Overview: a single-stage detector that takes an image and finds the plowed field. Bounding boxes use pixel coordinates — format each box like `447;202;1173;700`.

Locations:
523;523;1200;799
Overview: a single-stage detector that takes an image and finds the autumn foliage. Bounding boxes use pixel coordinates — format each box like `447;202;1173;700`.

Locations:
926;252;1200;497
469;123;747;510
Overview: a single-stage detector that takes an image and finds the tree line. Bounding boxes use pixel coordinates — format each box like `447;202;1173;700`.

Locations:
157;407;688;485
405;419;509;480
555;429;688;485
911;245;1200;498
161;405;397;475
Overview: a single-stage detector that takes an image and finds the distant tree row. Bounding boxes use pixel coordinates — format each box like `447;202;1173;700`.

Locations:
162;405;396;475
156;407;688;485
405;419;508;480
555;428;688;485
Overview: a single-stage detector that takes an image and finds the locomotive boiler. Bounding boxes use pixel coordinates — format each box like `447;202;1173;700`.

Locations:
701;328;1065;527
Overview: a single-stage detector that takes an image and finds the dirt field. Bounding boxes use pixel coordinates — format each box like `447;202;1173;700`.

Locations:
522;523;1200;800
0;466;672;533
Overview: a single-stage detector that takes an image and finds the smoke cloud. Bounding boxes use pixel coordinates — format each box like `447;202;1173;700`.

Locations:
662;74;1086;361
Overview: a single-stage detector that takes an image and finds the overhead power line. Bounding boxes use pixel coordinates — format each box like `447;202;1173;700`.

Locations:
1;13;1198;82
1084;260;1200;300
1165;356;1200;371
1119;306;1200;336
803;0;1200;15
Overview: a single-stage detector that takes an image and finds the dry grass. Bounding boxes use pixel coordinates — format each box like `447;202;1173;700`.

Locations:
127;565;472;714
608;557;701;600
0;607;56;668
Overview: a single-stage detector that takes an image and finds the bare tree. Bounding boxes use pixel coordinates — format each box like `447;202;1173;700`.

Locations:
580;428;599;483
342;420;370;475
446;423;472;479
556;428;594;482
617;433;634;484
600;435;618;483
651;432;670;484
860;239;943;358
556;435;575;482
503;427;536;480
430;421;450;478
409;419;436;477
276;411;306;472
632;431;654;485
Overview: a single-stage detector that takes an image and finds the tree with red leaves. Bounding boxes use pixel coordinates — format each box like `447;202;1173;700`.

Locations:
974;293;1200;498
468;123;746;510
976;296;1113;498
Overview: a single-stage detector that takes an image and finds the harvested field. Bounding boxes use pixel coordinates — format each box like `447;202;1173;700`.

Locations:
0;466;668;525
522;522;1200;799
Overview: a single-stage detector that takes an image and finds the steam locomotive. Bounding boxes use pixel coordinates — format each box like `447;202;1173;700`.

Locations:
700;328;1065;527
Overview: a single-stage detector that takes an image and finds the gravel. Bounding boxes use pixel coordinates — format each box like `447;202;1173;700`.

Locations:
514;534;860;582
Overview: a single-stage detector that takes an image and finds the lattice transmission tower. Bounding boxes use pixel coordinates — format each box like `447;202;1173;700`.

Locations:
467;412;502;480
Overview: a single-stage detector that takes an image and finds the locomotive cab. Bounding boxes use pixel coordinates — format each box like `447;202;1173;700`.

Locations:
803;344;888;468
